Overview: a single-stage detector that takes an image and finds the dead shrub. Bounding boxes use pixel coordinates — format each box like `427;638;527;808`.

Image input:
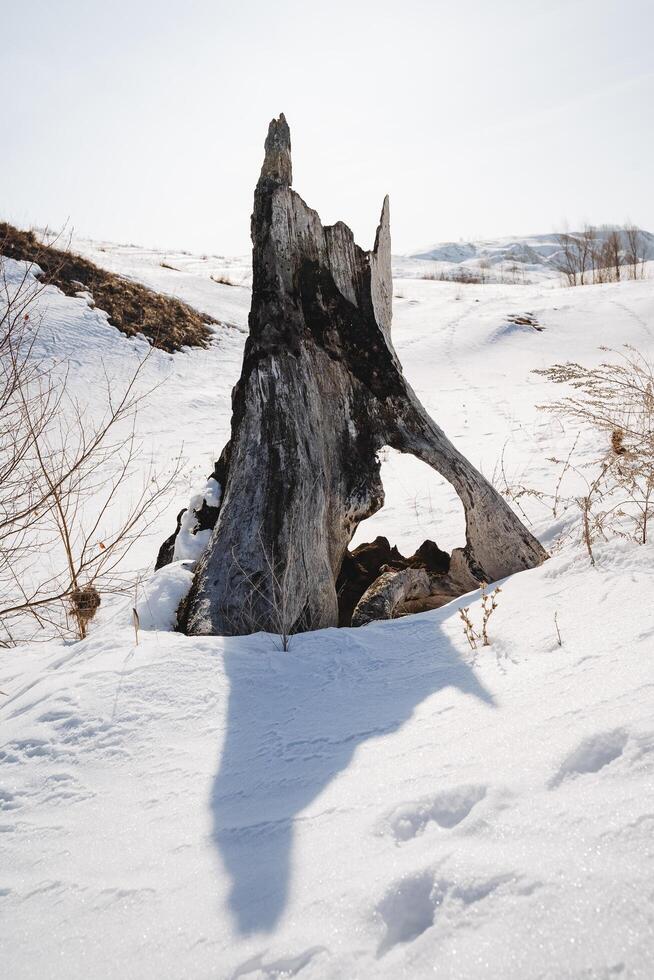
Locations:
69;585;101;624
496;346;654;564
0;237;183;643
458;582;501;650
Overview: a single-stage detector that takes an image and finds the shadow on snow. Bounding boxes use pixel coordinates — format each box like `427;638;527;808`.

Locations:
209;600;495;935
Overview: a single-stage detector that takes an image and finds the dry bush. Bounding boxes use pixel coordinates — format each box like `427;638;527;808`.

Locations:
555;228;609;286
480;582;501;645
534;347;654;557
624;224;648;281
459;605;477;650
555;232;581;287
554;225;647;287
604;229;622;282
421;268;485;284
493;347;654;564
493;431;580;529
69;585;101;635
495;347;654;565
506;262;525;284
458;581;501;650
0;241;182;644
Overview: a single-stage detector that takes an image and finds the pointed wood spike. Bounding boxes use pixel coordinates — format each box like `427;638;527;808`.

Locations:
370;195;392;339
260;113;292;186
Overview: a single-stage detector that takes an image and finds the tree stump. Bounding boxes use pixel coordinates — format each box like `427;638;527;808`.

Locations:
174;114;547;636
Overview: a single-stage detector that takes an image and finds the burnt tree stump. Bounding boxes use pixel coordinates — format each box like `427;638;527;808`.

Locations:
175;114;547;636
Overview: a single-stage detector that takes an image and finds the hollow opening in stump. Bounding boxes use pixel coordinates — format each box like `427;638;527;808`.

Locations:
352;446;467;554
336;448;469;627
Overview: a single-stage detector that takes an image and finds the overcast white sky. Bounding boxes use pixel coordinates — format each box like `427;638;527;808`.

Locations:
2;0;652;255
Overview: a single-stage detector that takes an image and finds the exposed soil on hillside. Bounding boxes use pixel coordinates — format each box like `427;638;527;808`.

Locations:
0;224;215;351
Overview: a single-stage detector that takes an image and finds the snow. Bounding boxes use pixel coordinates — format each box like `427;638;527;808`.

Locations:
396;228;654;286
172;478;222;563
135;561;195;632
2;235;654;978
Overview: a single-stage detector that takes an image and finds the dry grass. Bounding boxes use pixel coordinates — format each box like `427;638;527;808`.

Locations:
496;346;654;564
535;346;654;556
421;268;485;284
0;223;215;352
458;582;501;650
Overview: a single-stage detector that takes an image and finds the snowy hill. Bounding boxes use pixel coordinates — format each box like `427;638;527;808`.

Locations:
2;237;654;978
395;228;654;285
411;232;564;264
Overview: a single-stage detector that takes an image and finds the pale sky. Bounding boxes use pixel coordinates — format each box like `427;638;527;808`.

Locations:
2;0;652;255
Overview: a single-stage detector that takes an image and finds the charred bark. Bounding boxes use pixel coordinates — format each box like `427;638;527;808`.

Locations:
155;509;185;571
175;114;547;636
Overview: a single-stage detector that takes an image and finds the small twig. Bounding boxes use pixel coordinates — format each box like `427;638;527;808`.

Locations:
554;611;562;647
132;607;140;646
480;581;501;646
553;432;580;517
459;606;478;650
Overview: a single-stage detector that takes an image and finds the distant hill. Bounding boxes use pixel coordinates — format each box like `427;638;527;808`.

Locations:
394;228;654;284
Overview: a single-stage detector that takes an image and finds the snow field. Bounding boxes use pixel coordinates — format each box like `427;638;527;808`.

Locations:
1;239;654;978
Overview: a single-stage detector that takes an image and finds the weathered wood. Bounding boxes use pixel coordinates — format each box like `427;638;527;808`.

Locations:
335;536;450;626
174;114;547;636
351;568;431;627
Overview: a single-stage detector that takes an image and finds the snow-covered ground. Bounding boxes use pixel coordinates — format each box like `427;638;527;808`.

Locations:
2;236;654;979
